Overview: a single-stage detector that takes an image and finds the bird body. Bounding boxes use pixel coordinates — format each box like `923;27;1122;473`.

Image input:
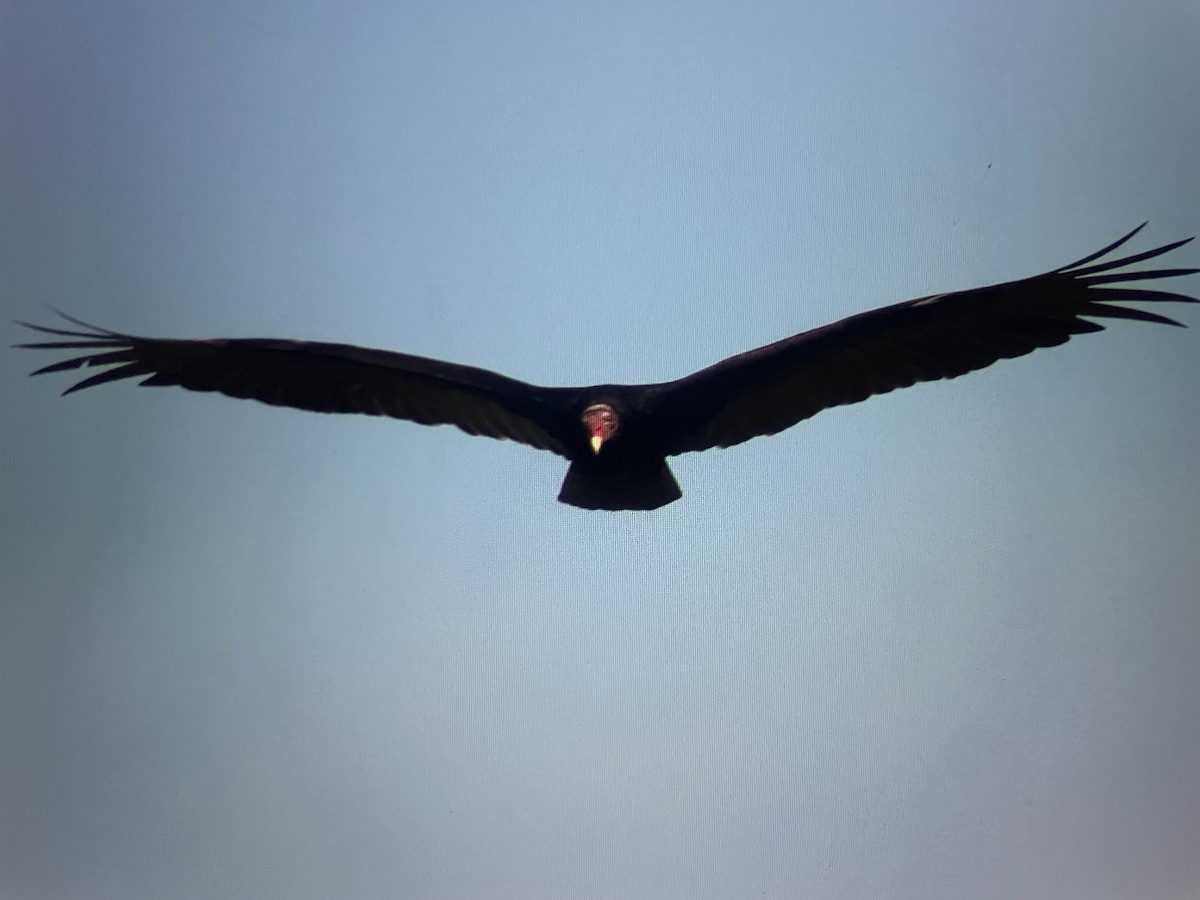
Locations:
18;224;1197;510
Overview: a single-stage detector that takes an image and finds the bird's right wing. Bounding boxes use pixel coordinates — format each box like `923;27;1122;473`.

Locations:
17;314;574;455
647;224;1197;455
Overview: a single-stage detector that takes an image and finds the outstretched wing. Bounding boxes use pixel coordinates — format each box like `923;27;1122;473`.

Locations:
16;314;573;455
651;224;1197;455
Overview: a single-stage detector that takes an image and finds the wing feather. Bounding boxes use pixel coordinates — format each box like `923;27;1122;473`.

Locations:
651;227;1197;454
16;316;574;455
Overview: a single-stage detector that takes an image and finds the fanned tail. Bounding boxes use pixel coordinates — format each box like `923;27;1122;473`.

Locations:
558;459;682;511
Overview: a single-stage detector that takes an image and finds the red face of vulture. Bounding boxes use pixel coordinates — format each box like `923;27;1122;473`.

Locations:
582;404;620;455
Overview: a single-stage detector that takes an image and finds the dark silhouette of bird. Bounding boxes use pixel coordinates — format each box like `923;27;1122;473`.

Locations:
17;224;1197;510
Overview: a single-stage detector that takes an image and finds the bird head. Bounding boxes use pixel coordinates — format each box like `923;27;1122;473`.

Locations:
581;403;620;454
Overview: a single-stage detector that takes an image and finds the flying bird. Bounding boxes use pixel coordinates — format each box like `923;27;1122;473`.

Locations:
17;224;1197;510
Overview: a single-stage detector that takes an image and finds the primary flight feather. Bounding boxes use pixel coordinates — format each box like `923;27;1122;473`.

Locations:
18;223;1197;510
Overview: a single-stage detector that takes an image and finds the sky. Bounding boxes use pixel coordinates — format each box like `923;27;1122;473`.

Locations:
2;1;1198;898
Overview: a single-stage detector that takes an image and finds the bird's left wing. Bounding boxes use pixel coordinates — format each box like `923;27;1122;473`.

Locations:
17;314;574;455
647;224;1197;455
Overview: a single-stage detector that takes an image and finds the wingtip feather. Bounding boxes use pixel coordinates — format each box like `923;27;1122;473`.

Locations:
1065;236;1197;278
47;307;122;336
1057;222;1149;271
1082;303;1187;327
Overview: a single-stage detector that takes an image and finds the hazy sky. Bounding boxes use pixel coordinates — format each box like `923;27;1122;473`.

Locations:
2;2;1198;898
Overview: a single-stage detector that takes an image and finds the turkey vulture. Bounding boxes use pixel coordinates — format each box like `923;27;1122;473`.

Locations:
17;224;1198;510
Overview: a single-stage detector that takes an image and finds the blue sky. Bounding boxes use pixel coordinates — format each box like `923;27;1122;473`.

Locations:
2;1;1198;898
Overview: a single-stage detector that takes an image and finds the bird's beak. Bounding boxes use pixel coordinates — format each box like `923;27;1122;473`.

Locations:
590;435;604;454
